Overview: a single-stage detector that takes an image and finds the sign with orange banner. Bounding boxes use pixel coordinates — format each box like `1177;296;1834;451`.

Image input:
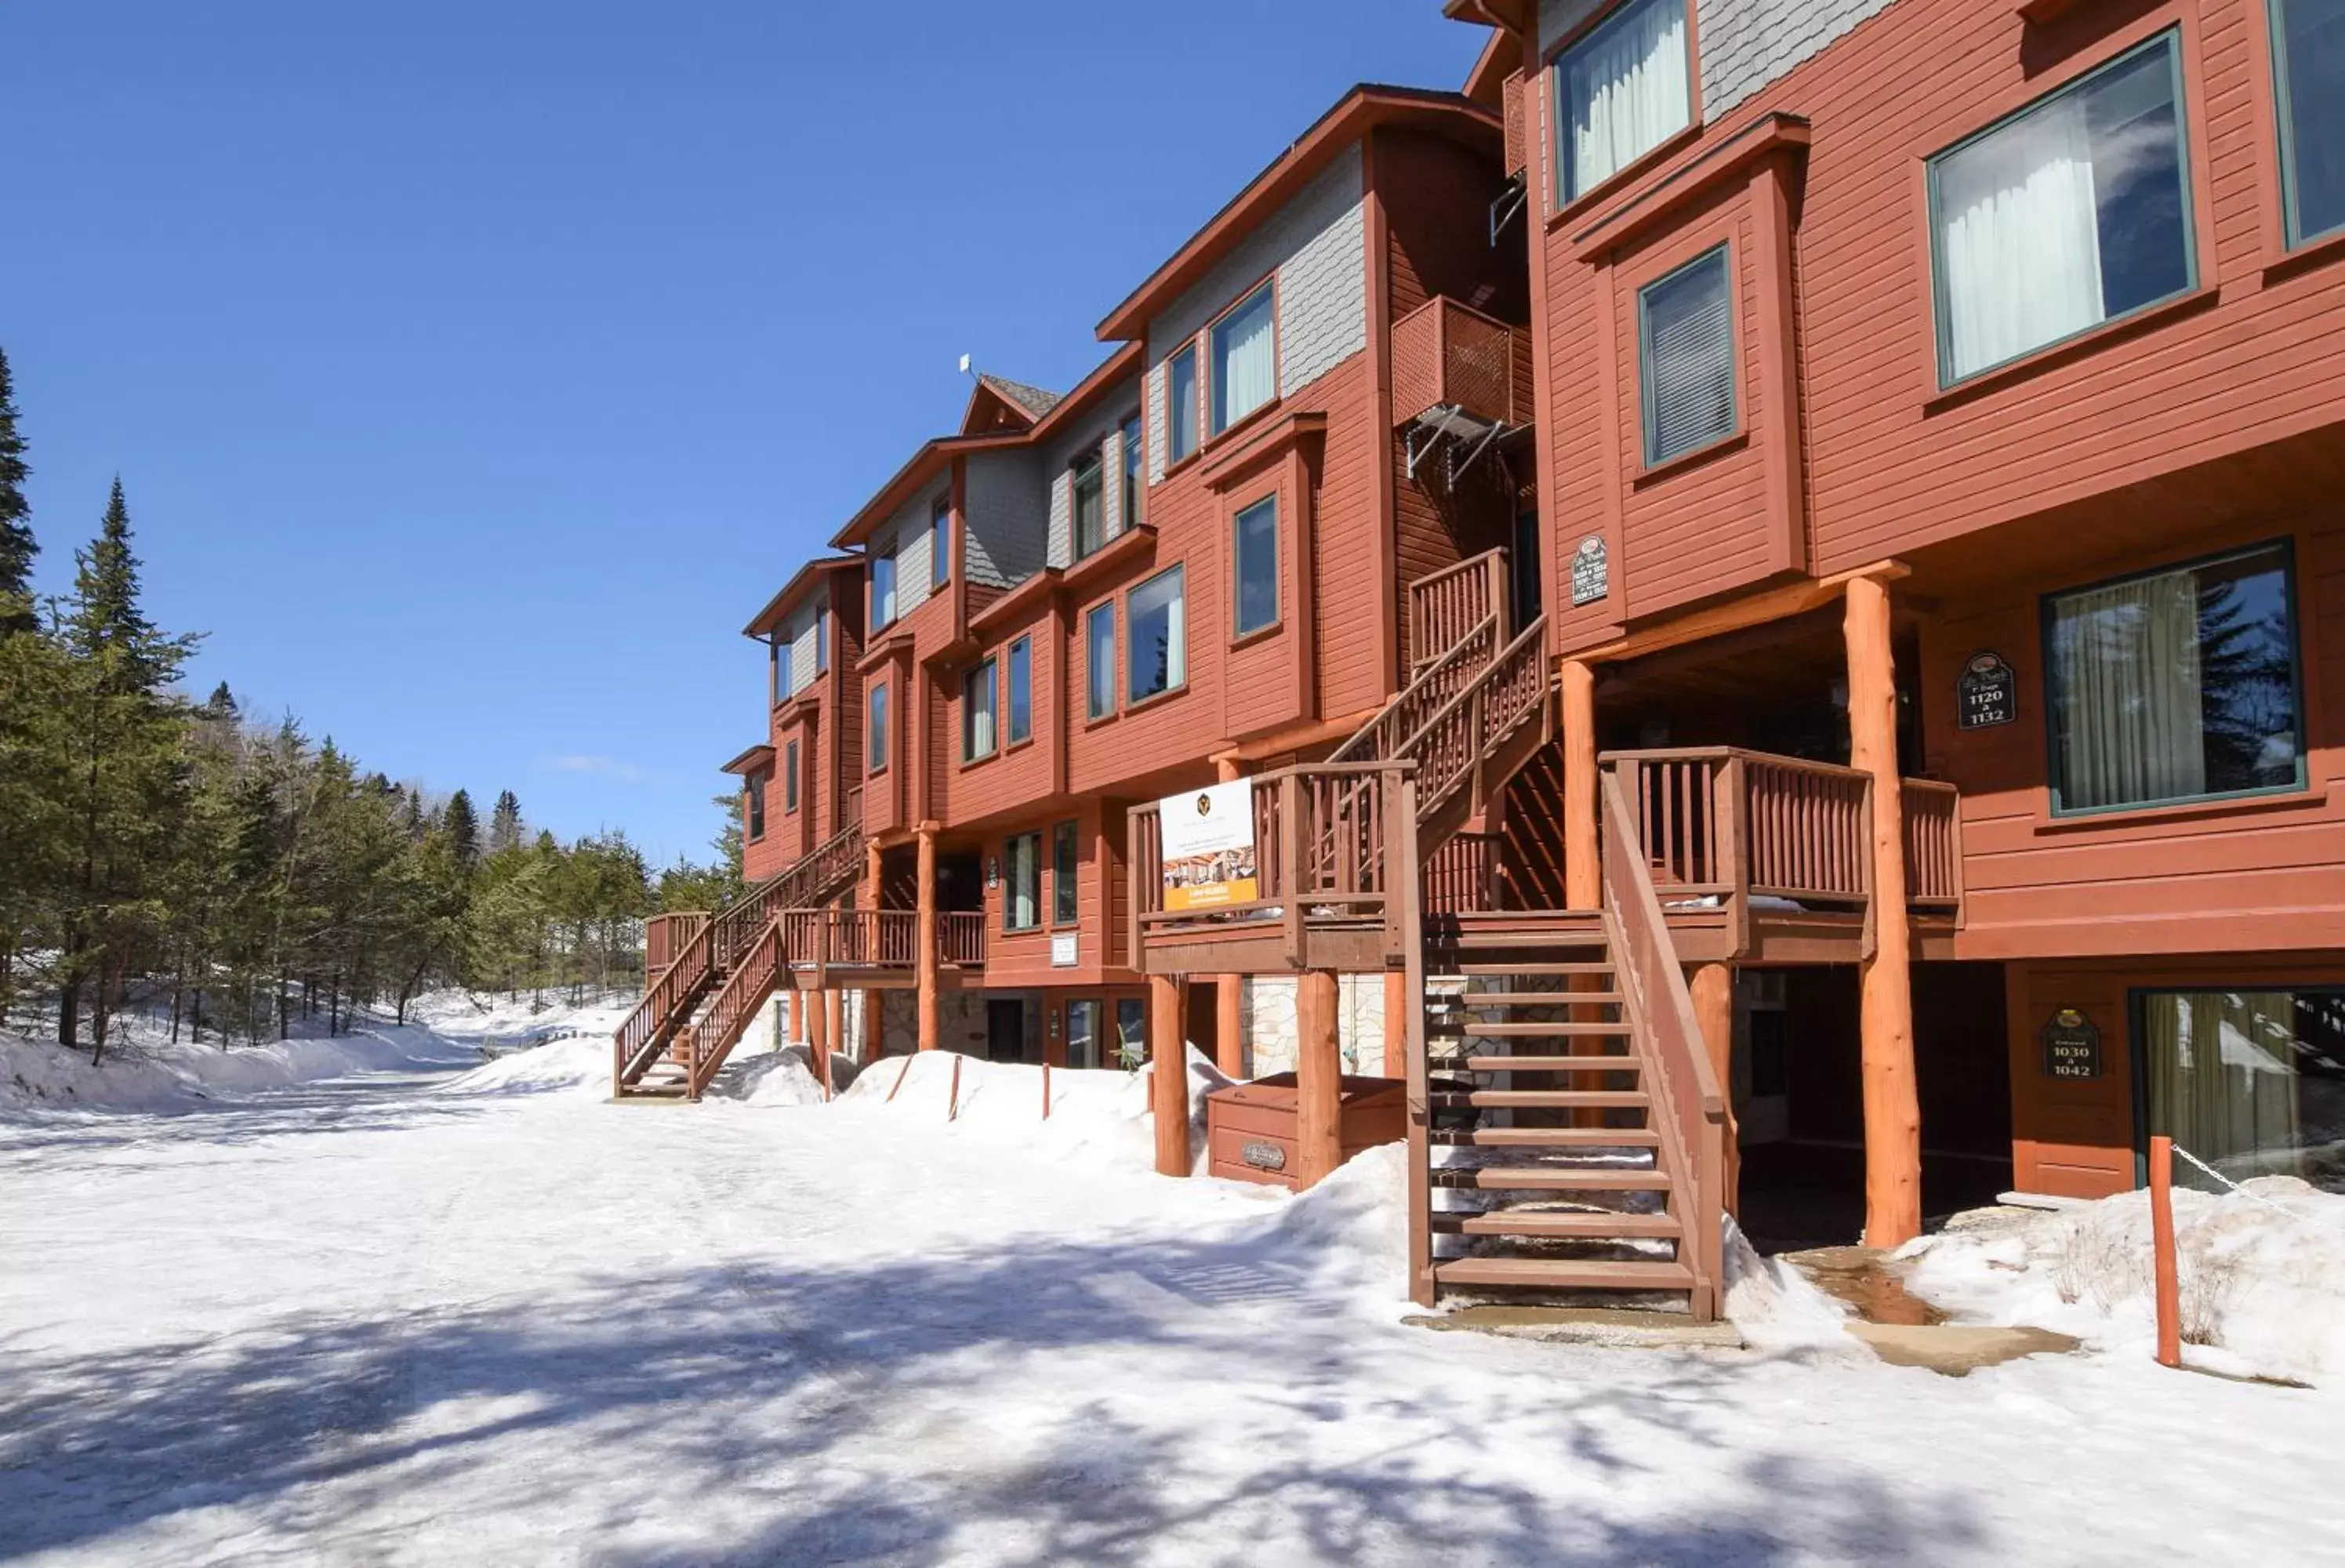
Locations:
1159;780;1258;912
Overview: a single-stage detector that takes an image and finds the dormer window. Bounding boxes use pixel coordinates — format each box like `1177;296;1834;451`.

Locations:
872;547;898;628
1120;413;1143;531
1210;280;1276;435
930;499;951;590
1554;0;1692;205
1167;345;1200;463
1073;452;1105;560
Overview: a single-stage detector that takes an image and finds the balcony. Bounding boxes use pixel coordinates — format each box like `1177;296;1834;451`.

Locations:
1391;296;1534;437
1602;749;1963;963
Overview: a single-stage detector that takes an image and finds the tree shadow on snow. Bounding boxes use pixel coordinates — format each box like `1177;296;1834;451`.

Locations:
0;1224;1988;1566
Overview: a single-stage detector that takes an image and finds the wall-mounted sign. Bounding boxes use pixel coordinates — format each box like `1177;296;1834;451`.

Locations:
1241;1140;1288;1173
1050;932;1079;967
2040;1009;2103;1080
1957;652;2017;731
1570;535;1610;607
1158;779;1257;912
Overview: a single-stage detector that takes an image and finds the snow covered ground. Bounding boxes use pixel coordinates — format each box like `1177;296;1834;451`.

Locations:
3;1022;2343;1565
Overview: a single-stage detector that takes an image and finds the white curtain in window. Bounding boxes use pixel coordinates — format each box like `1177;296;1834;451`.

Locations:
1938;96;2104;380
1565;0;1690;197
1218;292;1276;427
967;676;995;757
2147;992;2304;1183
2055;569;2204;809
1010;837;1038;930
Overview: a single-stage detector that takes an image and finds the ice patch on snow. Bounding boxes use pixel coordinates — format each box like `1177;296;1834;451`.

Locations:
1900;1180;2345;1385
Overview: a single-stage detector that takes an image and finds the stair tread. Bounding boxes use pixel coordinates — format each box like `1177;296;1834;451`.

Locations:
1430;1209;1683;1237
1440;1055;1640;1073
1450;991;1623;1007
1436;1127;1661;1147
1461;1022;1630;1036
1445;963;1615;977
1435;1167;1674;1191
1432;1089;1649;1108
1432;1258;1696;1290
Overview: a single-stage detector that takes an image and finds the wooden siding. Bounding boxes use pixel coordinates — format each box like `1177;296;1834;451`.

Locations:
971;799;1143;991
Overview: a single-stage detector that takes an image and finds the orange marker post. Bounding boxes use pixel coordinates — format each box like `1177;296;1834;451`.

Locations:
2149;1134;2182;1370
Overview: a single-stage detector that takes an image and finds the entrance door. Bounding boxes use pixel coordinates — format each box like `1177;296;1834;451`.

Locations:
986;999;1025;1063
1512;507;1542;632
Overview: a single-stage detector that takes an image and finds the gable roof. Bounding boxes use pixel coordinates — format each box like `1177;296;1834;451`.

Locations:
741;556;861;639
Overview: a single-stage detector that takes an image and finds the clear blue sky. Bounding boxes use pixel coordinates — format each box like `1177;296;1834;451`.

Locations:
2;1;1486;867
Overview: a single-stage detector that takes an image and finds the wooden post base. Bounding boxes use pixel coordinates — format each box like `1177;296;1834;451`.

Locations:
1296;969;1342;1188
1150;975;1191;1177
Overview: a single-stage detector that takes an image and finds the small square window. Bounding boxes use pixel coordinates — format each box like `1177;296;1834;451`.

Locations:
1638;245;1737;466
1211;281;1276;435
962;658;997;762
1232;497;1278;637
1167;345;1200;463
1007;637;1033;745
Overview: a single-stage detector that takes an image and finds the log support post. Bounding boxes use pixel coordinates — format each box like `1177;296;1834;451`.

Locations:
1846;572;1922;1248
1560;659;1599;911
823;987;845;1079
1150;975;1191;1177
1382;969;1408;1080
1689;960;1739;1216
1296;968;1343;1189
806;983;829;1069
916;824;939;1052
861;989;882;1069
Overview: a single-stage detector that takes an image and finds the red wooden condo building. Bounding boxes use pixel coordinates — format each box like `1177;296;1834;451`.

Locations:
624;0;2345;1322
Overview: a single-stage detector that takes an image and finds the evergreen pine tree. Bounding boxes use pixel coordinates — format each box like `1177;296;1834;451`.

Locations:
0;348;35;636
444;788;481;874
488;789;524;855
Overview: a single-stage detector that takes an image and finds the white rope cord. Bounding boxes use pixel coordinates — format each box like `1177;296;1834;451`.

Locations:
2168;1142;2345;1232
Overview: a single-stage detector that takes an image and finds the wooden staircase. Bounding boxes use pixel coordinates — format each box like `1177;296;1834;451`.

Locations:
612;822;865;1100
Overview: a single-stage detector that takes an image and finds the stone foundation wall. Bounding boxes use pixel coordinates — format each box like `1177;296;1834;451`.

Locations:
1239;975;1390;1078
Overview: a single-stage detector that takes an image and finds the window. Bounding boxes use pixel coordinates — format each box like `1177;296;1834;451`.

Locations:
1554;0;1692;205
1115;998;1146;1069
1004;831;1041;931
2140;988;2345;1192
746;774;767;841
1232;496;1279;637
872;548;898;628
962;658;997;762
769;641;784;706
1120;413;1144;532
1086;601;1116;720
1127;566;1186;705
2045;542;2301;815
931;499;951;590
1929;31;2194;386
1073;452;1105;561
784;739;800;813
1052;819;1079;925
2273;0;2345;247
1211;281;1276;435
1167;345;1200;464
815;604;829;673
1639;245;1737;466
1066;1000;1102;1070
1006;637;1033;745
867;681;889;775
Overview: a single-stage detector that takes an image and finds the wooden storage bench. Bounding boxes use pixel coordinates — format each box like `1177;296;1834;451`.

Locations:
1205;1073;1407;1190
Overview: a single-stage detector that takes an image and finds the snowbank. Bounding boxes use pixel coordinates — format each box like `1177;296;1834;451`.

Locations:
435;1035;614;1098
1722;1219;1861;1354
705;1045;855;1109
1272;1141;1411;1302
833;1046;1234;1173
1900;1180;2345;1385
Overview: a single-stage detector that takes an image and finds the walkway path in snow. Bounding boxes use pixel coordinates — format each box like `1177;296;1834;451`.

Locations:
2;1048;2340;1566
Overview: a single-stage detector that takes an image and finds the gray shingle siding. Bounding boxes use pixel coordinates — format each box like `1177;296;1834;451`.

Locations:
963;449;1046;590
1038;374;1142;568
1538;0;1898;133
783;590;824;694
872;486;942;619
1144;143;1366;485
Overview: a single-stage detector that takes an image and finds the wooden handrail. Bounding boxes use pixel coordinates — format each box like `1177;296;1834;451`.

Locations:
1600;769;1726;1321
937;910;986;966
1389;618;1548;819
686;916;782;1097
1332;615;1497;764
1405;549;1511;673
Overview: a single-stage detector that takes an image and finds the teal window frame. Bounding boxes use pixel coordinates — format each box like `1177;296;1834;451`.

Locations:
1636;243;1738;467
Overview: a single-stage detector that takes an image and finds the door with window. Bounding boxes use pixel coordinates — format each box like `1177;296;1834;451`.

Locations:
2138;987;2345;1192
986;999;1027;1065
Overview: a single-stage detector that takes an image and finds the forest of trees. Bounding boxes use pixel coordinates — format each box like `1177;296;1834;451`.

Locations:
0;347;740;1058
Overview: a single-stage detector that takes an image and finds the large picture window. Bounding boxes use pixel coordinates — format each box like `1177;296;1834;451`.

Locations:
1127;566;1186;705
1167;345;1200;464
1930;31;2194;386
1211;281;1276;435
2046;542;2301;815
1006;636;1033;745
1004;832;1041;932
2140;987;2345;1192
1232;496;1279;637
1086;601;1116;720
1555;0;1691;205
2273;0;2345;247
1639;245;1737;466
962;657;997;762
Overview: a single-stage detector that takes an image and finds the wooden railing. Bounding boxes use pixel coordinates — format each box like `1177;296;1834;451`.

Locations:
1404;548;1511;673
1422;832;1500;916
938;911;986;967
1390;296;1534;434
781;907;919;969
1129;760;1417;969
644;912;707;981
1902;780;1964;911
685;916;782;1098
1334;615;1497;765
1600;769;1726;1323
1403;618;1550;822
613;916;715;1087
1599;747;1963;946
